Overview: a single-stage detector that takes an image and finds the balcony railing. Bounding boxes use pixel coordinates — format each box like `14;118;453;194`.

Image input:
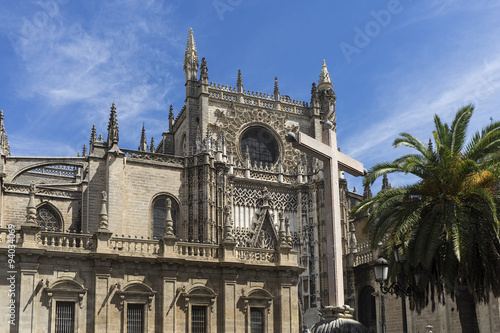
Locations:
3;227;296;268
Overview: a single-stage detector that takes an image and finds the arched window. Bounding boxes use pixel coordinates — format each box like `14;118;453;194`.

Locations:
36;204;62;231
240;126;279;165
152;195;179;239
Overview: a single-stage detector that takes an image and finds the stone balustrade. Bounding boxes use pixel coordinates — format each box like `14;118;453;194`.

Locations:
175;242;220;259
109;237;160;255
37;231;93;249
9;227;294;267
208;82;309;116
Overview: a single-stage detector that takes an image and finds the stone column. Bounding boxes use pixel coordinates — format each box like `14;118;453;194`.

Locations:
222;268;238;333
163;265;179;333
278;272;300;333
18;260;39;333
94;262;113;332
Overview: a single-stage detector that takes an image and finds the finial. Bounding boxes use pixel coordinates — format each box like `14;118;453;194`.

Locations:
25;184;38;225
186;28;196;51
279;211;287;245
318;59;333;91
184;28;199;82
168;105;174;132
150;137;155;153
163;198;175;237
90;125;97;143
107;102;119;148
274;77;280;100
0;110;10;156
237;69;243;93
382;174;391;191
428;138;433;151
82;144;87;157
0;111;5;131
138;123;148;151
98;191;109;230
349;222;358;253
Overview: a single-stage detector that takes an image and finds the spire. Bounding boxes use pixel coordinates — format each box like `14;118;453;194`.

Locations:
82;144;87;157
199;57;208;84
90;124;97;145
382;174;391;191
183;28;199;82
273;77;280;100
138;123;148;151
0;111;10;156
311;82;318;102
318;59;333;91
237;69;243;93
168;105;174;132
428;138;433;151
107;102;119;148
150;137;155;153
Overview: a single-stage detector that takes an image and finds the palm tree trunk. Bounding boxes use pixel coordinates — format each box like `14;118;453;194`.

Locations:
455;284;479;333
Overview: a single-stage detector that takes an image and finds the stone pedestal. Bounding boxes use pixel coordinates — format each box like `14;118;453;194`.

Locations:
93;230;113;253
20;224;41;248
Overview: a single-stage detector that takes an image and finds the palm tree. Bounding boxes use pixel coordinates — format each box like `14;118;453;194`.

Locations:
352;105;500;333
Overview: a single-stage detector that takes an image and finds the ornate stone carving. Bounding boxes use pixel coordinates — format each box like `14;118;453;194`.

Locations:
208;106;300;170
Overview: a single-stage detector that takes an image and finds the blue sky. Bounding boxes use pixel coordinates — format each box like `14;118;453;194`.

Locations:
1;0;499;193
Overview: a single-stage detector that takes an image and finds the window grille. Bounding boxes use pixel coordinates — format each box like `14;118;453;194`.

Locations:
250;308;264;333
191;306;207;333
55;301;75;333
37;206;62;231
240;127;278;164
127;304;144;333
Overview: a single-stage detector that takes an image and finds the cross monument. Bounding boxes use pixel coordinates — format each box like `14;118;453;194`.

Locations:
287;120;364;307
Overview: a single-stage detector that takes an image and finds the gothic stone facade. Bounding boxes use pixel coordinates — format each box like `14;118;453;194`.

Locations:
0;29;360;333
5;29;497;333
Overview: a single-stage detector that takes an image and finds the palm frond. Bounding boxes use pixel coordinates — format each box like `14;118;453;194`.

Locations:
449;104;473;155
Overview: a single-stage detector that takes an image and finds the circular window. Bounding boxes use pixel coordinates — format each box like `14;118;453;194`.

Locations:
240;126;279;164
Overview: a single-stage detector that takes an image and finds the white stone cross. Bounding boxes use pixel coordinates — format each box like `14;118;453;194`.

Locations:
287;121;364;307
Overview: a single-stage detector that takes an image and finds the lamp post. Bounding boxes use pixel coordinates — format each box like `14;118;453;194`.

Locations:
373;245;411;333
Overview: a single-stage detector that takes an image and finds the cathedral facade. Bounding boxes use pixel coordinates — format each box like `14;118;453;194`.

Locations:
0;29;359;333
3;29;497;333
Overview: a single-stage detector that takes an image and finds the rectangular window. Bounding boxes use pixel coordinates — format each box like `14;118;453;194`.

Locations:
55;301;75;333
250;308;264;333
127;304;144;333
191;306;207;333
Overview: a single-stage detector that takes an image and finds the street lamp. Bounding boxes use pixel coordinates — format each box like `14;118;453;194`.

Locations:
373;245;411;333
373;257;388;333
